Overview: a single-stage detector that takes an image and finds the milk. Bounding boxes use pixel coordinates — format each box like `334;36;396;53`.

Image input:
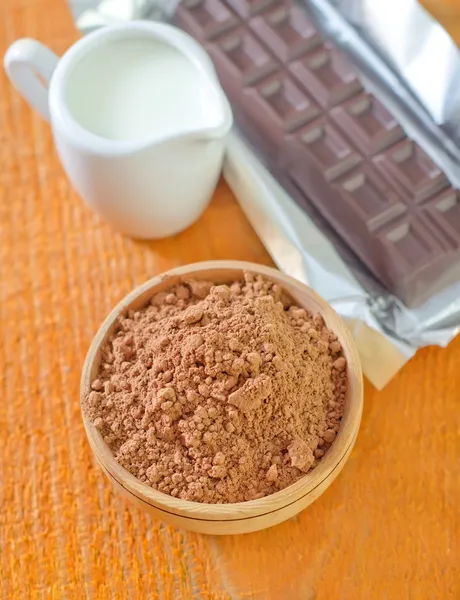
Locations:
5;22;233;238
65;37;220;142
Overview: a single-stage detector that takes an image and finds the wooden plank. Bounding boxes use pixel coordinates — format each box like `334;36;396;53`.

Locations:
0;0;459;598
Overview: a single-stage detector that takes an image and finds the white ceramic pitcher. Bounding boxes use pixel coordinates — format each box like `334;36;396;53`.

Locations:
4;22;233;238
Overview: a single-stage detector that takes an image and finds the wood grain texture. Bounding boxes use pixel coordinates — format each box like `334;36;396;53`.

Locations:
0;0;459;597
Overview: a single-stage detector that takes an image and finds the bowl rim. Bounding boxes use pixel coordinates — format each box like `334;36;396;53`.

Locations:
80;260;363;520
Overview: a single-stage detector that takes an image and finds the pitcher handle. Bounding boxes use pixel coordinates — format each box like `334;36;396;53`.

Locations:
4;39;60;122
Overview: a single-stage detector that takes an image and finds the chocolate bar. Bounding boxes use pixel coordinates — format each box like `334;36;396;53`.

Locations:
175;0;460;306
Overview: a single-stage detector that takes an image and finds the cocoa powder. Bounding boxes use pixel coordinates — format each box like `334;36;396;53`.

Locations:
83;273;347;503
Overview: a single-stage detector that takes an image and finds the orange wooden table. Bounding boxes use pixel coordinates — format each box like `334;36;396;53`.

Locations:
0;1;459;598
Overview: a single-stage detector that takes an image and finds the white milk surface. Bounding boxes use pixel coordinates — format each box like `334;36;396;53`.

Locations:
65;37;219;142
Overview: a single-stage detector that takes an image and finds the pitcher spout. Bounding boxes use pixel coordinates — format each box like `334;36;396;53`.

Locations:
201;87;233;141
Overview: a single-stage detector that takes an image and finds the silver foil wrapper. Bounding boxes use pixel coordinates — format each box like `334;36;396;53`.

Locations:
67;0;460;388
331;0;460;131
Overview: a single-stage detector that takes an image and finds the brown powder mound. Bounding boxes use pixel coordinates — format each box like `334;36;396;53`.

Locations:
83;273;347;504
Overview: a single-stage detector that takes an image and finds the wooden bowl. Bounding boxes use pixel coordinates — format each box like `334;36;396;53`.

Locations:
80;261;363;535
